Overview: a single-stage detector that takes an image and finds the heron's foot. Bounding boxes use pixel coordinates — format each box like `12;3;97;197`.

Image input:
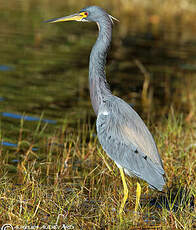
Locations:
119;167;129;223
135;182;141;213
119;190;128;222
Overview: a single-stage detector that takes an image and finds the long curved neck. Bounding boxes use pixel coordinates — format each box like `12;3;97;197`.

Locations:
89;17;113;115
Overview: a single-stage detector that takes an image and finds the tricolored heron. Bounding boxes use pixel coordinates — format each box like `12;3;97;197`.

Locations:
46;6;165;218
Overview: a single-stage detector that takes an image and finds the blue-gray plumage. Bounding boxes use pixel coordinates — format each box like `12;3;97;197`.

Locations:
86;6;165;190
46;5;165;216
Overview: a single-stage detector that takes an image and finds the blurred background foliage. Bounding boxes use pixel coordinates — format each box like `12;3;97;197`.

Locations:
0;0;196;125
0;0;196;156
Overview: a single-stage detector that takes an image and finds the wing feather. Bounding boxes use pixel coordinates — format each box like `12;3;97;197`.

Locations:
96;96;165;190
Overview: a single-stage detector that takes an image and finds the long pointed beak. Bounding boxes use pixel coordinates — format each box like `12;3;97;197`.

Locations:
44;13;84;23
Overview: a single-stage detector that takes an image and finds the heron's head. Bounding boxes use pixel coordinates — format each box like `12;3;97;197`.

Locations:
45;6;118;24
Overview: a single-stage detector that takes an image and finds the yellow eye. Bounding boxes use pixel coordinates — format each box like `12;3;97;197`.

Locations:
80;12;88;17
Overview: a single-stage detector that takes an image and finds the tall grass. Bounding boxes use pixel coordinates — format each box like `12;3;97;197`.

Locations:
0;111;195;229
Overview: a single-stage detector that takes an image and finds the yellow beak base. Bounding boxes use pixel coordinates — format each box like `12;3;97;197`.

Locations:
45;12;87;23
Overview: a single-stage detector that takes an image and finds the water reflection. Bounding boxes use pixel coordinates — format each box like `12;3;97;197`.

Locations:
0;65;13;71
0;2;196;143
2;112;56;124
1;141;38;151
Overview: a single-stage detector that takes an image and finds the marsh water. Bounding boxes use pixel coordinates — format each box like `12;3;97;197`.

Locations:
0;1;196;150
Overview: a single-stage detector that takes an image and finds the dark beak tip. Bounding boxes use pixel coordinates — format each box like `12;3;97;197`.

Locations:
43;20;49;23
43;19;55;23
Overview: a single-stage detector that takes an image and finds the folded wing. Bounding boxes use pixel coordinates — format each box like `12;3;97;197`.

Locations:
96;96;165;191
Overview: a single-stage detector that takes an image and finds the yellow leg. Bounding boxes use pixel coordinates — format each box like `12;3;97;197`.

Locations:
135;182;141;213
119;167;128;221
